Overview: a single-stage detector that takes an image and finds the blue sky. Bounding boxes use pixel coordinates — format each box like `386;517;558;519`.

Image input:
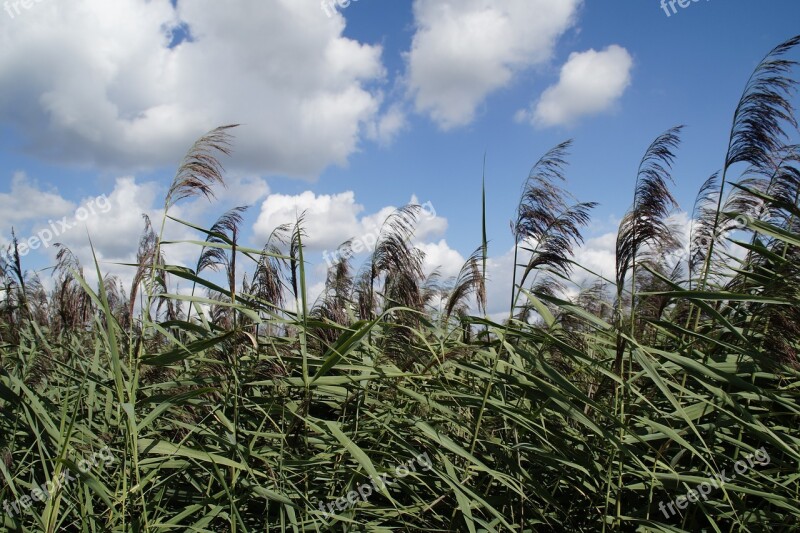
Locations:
1;0;799;315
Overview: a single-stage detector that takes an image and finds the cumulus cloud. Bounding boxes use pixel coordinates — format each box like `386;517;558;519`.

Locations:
252;191;447;252
0;173;76;244
0;174;210;292
42;177;204;280
417;240;465;278
213;176;271;208
253;191;365;250
479;209;698;320
572;231;617;281
365;105;408;146
0;0;390;177
406;0;581;129
482;228;620;318
521;45;633;127
66;177;162;260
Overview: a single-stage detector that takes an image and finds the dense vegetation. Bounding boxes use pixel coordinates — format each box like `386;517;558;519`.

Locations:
2;36;800;533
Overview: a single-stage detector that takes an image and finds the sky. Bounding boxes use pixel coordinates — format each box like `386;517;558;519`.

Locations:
1;0;799;318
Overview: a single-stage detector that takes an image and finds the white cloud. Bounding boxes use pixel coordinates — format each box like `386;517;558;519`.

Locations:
175;175;272;224
482;230;620;318
253;191;365;251
253;191;448;253
0;0;389;177
417;239;465;278
214;176;271;208
0;173;75;244
480;210;697;318
522;45;633;127
0;175;205;293
365;105;408;146
44;177;203;280
68;177;162;260
482;245;516;317
572;231;617;281
2;177;454;308
406;0;581;129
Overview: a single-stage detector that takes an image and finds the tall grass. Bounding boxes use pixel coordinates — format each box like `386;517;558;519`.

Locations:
1;36;800;532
